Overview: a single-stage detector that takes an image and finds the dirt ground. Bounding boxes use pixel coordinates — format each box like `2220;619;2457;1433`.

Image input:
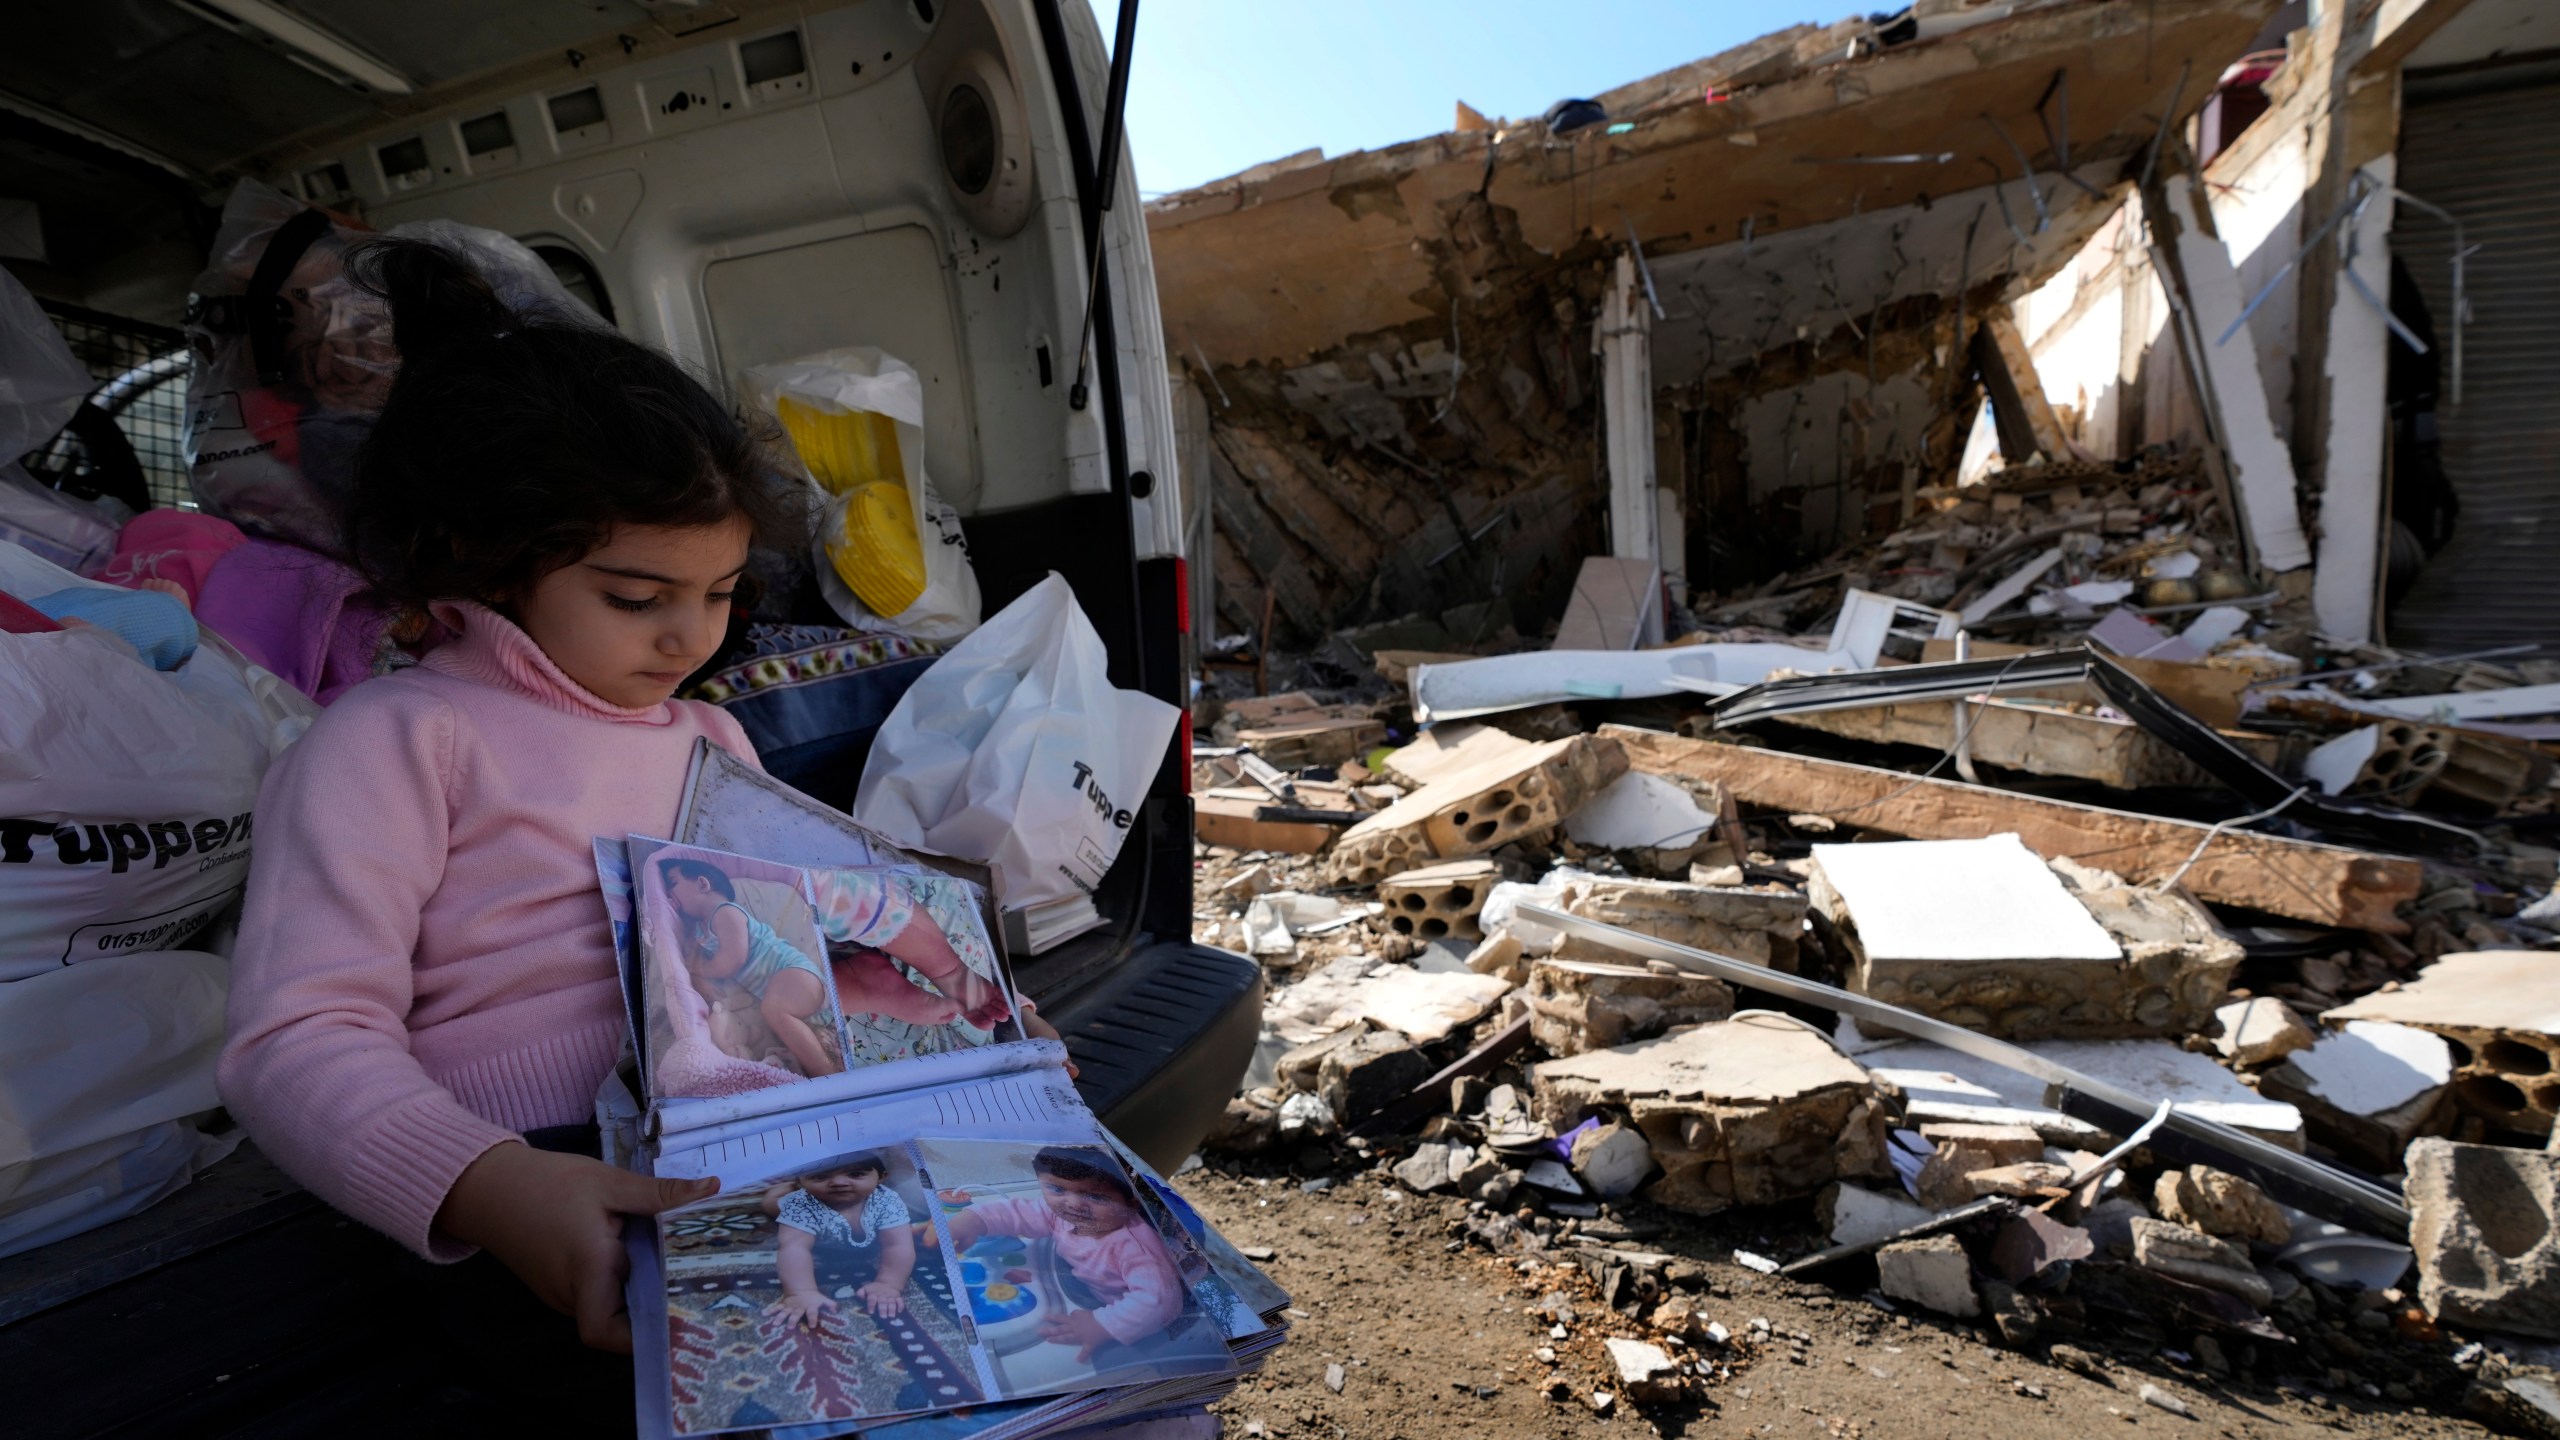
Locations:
1181;1156;2498;1440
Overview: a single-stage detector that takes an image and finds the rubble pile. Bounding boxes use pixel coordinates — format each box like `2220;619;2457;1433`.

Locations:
1186;566;2560;1420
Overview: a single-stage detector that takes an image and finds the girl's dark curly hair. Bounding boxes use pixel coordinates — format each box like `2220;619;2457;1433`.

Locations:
343;237;807;614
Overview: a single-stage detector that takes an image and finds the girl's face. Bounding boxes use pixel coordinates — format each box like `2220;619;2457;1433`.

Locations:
514;517;752;708
667;871;721;919
805;1165;882;1209
1037;1171;1140;1236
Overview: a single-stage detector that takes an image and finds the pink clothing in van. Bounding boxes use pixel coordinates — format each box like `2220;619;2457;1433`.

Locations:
218;599;756;1259
965;1195;1185;1346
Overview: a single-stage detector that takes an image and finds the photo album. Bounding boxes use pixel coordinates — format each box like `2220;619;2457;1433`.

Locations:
593;740;1289;1440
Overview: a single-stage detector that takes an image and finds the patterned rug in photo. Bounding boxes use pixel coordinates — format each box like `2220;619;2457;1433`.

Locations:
663;1202;984;1432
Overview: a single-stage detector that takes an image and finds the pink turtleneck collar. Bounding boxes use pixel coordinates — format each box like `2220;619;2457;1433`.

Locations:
418;599;679;725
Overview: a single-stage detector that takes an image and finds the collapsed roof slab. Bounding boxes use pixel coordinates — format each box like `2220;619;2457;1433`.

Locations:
1148;0;2278;372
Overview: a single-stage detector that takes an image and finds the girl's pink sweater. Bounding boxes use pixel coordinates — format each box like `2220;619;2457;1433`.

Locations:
218;600;755;1260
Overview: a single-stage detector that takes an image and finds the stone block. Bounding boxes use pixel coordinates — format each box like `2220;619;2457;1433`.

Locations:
1317;1025;1435;1124
1378;859;1503;941
2130;1217;2271;1307
1878;1234;1980;1318
2258;1021;2455;1172
1964;1162;2075;1199
2330;951;2560;1137
1554;875;1808;971
2153;1165;2289;1246
1531;1016;1886;1215
1238;714;1387;770
2214;996;2316;1067
1393;1141;1464;1194
1913;1122;2045;1209
1525;957;1735;1058
1603;1337;1683;1403
1465;930;1529;986
1571;1121;1657;1199
2408;1138;2560;1340
1329;733;1626;886
1820;1182;1939;1250
1811;835;2239;1039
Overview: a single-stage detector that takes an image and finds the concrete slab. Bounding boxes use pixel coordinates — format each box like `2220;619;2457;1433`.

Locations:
1526;958;1733;1058
2258;1021;2455;1171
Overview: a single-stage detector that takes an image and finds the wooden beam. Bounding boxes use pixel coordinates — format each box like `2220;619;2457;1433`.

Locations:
1972;308;2072;463
1602;725;2420;934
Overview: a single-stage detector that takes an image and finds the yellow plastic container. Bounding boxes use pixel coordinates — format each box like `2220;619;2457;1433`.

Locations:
825;481;928;616
776;394;905;495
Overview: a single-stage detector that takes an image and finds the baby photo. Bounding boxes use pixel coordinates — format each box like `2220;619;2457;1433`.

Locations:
658;1146;985;1434
809;867;1022;1067
636;839;850;1099
912;1137;1236;1398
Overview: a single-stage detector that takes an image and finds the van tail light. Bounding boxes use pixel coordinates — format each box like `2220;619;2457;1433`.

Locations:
1172;556;1193;792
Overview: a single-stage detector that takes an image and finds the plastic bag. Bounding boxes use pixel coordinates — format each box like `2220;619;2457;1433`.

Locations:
0;267;92;468
744;348;981;643
0;461;118;575
181;180;589;554
0;946;237;1259
0;539;316;981
854;573;1177;913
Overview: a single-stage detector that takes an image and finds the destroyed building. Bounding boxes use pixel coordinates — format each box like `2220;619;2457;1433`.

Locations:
1175;0;2560;1425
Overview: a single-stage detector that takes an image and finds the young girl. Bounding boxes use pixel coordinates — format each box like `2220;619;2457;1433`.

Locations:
758;1152;917;1328
655;855;847;1076
215;238;1048;1362
939;1146;1185;1362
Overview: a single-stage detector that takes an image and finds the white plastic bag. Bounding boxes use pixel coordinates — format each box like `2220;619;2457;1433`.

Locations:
854;573;1178;913
0;540;316;980
744;347;981;643
0;267;91;467
0;947;237;1259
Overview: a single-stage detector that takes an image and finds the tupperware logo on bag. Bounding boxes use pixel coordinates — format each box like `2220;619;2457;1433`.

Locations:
1068;762;1135;830
0;811;255;875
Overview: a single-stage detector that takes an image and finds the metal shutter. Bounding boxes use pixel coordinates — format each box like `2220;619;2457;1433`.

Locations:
2388;72;2560;648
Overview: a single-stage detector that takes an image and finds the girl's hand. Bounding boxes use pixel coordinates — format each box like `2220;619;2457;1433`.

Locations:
1016;998;1077;1079
935;1187;973;1207
1037;1307;1114;1362
765;1290;839;1331
436;1143;718;1354
857;1280;906;1318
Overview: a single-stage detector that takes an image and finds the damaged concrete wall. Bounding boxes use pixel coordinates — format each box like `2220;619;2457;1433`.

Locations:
1150;0;2281;639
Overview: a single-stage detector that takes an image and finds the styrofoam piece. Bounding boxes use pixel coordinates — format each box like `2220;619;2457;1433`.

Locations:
2147;552;2203;580
2301;725;2382;797
2180;605;2252;652
1959;545;2065;625
1411;643;1842;722
2286;1020;2453;1117
2089;608;2201;662
1843;1022;2305;1142
1565;771;1715;851
2356;682;2560;723
1811;833;2122;962
2029;580;2136;616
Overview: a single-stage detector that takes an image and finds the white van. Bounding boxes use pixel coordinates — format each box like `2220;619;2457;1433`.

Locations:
0;3;1259;1423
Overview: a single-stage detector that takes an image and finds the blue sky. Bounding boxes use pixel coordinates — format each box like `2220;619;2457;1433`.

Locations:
1106;1;1842;196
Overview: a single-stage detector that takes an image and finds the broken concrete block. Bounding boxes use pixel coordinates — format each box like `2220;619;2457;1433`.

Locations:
1275;1026;1361;1093
1525;957;1735;1058
1277;1091;1336;1142
1195;793;1337;855
1531;1016;1886;1215
1602;1337;1683;1403
1878;1234;1980;1318
1237;714;1387;770
1554;874;1807;971
2214;995;2316;1067
2329;951;2560;1137
1853;1029;2308;1149
1564;771;1719;877
2130;1217;2272;1307
2257;1021;2455;1172
1204;1092;1281;1154
1989;1210;2094;1285
1964;1162;2076;1199
1912;1121;2045;1209
2082;1197;2150;1257
1820;1182;1940;1250
2153;1166;2289;1247
1811;834;2239;1039
1348;966;1513;1045
1329;733;1627;886
1378;858;1502;941
1465;930;1529;986
2464;1352;2560;1439
2407;1138;2560;1340
1393;1141;1463;1194
1317;1025;1434;1124
1571;1121;1657;1199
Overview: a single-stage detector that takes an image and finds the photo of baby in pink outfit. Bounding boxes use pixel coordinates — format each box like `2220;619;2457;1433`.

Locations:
915;1137;1234;1395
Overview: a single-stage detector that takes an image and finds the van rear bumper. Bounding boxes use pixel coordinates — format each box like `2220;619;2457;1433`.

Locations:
1042;937;1262;1175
